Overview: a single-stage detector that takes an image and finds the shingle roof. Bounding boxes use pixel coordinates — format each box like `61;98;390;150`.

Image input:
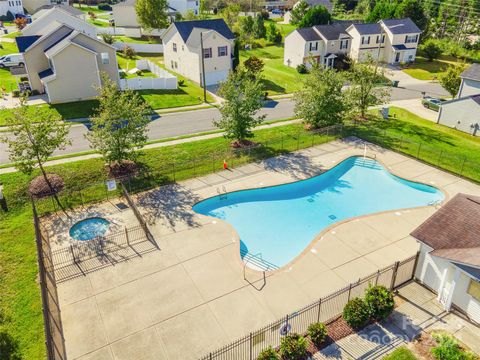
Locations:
43;29;73;53
472;94;480;105
313;23;351;40
15;35;41;52
296;27;322;41
453;263;480;281
173;19;234;42
411;193;480;267
35;4;84;17
461;63;480;81
381;18;421;34
350;23;382;35
392;44;408;50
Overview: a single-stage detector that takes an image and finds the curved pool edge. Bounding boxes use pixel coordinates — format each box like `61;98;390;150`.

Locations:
69;216;111;242
191;154;449;275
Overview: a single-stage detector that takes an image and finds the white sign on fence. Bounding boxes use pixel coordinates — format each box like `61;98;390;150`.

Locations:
106;180;117;192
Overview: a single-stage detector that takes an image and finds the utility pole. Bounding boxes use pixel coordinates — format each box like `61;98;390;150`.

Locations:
200;31;207;103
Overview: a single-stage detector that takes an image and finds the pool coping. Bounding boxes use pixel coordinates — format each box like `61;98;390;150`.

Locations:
192;152;451;276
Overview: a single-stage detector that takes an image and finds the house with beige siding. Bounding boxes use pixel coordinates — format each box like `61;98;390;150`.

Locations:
413;193;480;324
284;18;421;68
437;63;480;136
15;22;119;104
162;19;234;86
23;0;71;14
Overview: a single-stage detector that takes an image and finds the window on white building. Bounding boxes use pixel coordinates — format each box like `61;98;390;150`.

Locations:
218;46;227;57
203;47;212;58
340;39;348;49
467;280;480;301
101;52;109;65
173;43;177;52
376;34;385;44
361;36;370;45
309;42;318;51
405;35;418;43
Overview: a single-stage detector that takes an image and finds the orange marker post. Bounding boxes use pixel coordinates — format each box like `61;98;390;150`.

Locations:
223;160;228;170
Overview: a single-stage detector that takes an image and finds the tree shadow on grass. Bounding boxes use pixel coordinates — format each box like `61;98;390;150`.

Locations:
262;79;286;94
0;330;20;360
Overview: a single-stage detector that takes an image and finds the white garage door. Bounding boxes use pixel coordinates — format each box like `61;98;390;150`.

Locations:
204;70;229;86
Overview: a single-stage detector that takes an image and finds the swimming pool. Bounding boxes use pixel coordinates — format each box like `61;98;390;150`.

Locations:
193;156;444;268
69;217;110;241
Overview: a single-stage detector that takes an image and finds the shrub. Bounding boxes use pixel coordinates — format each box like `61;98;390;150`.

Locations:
178;79;185;86
279;333;308;360
307;322;327;345
431;333;478;360
136;70;143;76
98;3;113;11
101;33;114;45
260;9;270;20
364;285;395;321
123;45;136;59
12;90;20;98
20;76;28;82
266;22;282;44
343;297;370;329
296;64;308;74
421;39;442;61
257;346;280;360
31;89;40;96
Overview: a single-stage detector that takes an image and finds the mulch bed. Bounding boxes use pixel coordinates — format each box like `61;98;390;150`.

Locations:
106;160;139;179
305;316;356;356
230;139;258;149
28;173;64;199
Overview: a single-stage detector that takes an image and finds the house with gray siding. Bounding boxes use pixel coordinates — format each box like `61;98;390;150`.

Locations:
437;63;480;136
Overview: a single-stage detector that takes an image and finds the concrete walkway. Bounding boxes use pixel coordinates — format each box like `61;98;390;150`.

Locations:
314;282;480;359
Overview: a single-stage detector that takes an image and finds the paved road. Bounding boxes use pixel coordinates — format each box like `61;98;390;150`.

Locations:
0;82;448;165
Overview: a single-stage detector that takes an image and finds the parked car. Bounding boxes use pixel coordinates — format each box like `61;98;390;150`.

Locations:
421;97;446;112
0;54;24;68
271;8;283;15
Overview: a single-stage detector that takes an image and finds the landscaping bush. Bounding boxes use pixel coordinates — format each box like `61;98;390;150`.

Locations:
364;285;395;321
279;333;308;360
342;297;370;329
98;3;113;11
123;45;136;59
296;64;308;74
12;90;20;98
307;322;327;346
260;9;270;20
431;333;478;360
420;39;442;62
257;346;280;360
20;76;28;82
31;90;40;96
178;79;185;86
101;33;114;45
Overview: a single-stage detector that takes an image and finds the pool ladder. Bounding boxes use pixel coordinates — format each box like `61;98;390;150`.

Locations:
217;185;227;200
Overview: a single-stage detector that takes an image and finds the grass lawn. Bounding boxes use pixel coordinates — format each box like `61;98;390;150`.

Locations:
240;45;306;95
73;4;107;13
267;19;296;38
114;35;161;44
382;347;417;359
88;19;110;27
402;55;467;80
2;31;20;39
0;41;21;92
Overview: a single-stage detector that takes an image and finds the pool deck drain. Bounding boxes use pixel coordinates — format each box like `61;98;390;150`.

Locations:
50;138;480;360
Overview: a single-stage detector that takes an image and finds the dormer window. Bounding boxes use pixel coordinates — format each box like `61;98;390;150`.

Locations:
361;36;370;45
405;35;418;44
309;42;318;51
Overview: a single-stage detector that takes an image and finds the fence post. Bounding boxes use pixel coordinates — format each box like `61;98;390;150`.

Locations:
172;162;176;182
375;270;380;286
438;150;443;166
212;153;215;172
125;227;130;246
316;298;322;323
249;332;253;360
209;353;212;360
390;261;400;290
70;244;77;264
281;135;284;150
297;131;300;150
416;143;422;159
347;283;352;302
460;157;466;176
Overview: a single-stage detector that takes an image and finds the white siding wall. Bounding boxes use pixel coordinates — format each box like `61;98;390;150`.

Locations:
284;31;309;67
458;78;480;98
438;97;480;136
452;273;480;324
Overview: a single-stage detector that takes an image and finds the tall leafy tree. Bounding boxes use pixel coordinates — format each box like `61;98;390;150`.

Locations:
294;66;346;129
345;58;390;119
298;5;332;28
1;97;71;209
421;39;442;61
290;0;309;25
135;0;168;30
86;75;151;166
394;0;428;31
214;68;266;146
366;0;397;23
252;14;266;39
221;3;240;28
439;64;466;97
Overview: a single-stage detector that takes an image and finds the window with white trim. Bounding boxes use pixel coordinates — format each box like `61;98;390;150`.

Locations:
218;46;228;57
101;52;110;65
361;36;370;45
203;47;212;58
173;43;177;52
405;35;418;43
340;39;348;49
309;42;318;51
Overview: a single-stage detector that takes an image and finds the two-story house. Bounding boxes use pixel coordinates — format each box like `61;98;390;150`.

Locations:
284;18;421;68
23;0;70;14
437;63;480;136
15;10;118;104
162;19;235;86
0;0;24;18
283;23;351;68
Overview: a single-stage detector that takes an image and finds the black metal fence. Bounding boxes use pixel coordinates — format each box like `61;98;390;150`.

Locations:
199;254;418;360
32;200;67;360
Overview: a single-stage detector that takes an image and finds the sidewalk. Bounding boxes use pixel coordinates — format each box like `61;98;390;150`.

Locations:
314;282;480;359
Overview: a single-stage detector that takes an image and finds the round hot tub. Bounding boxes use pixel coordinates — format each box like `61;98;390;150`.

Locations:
69;217;110;241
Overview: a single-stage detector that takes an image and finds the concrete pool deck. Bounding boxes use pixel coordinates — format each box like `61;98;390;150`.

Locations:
53;138;480;360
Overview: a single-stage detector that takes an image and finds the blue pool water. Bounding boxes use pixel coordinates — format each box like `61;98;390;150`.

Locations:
193;156;444;267
69;217;110;241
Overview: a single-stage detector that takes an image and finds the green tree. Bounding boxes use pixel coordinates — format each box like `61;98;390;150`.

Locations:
86;74;151;166
366;0;397;23
290;0;309;25
421;39;442;61
240;15;254;36
214;68;265;146
345;58;390;119
244;56;264;76
294;66;346;129
221;3;240;28
184;9;197;20
232;39;240;70
0;97;71;210
439;64;466;97
135;0;168;30
266;21;282;44
298;5;331;28
253;14;266;39
199;0;208;19
394;0;428;31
